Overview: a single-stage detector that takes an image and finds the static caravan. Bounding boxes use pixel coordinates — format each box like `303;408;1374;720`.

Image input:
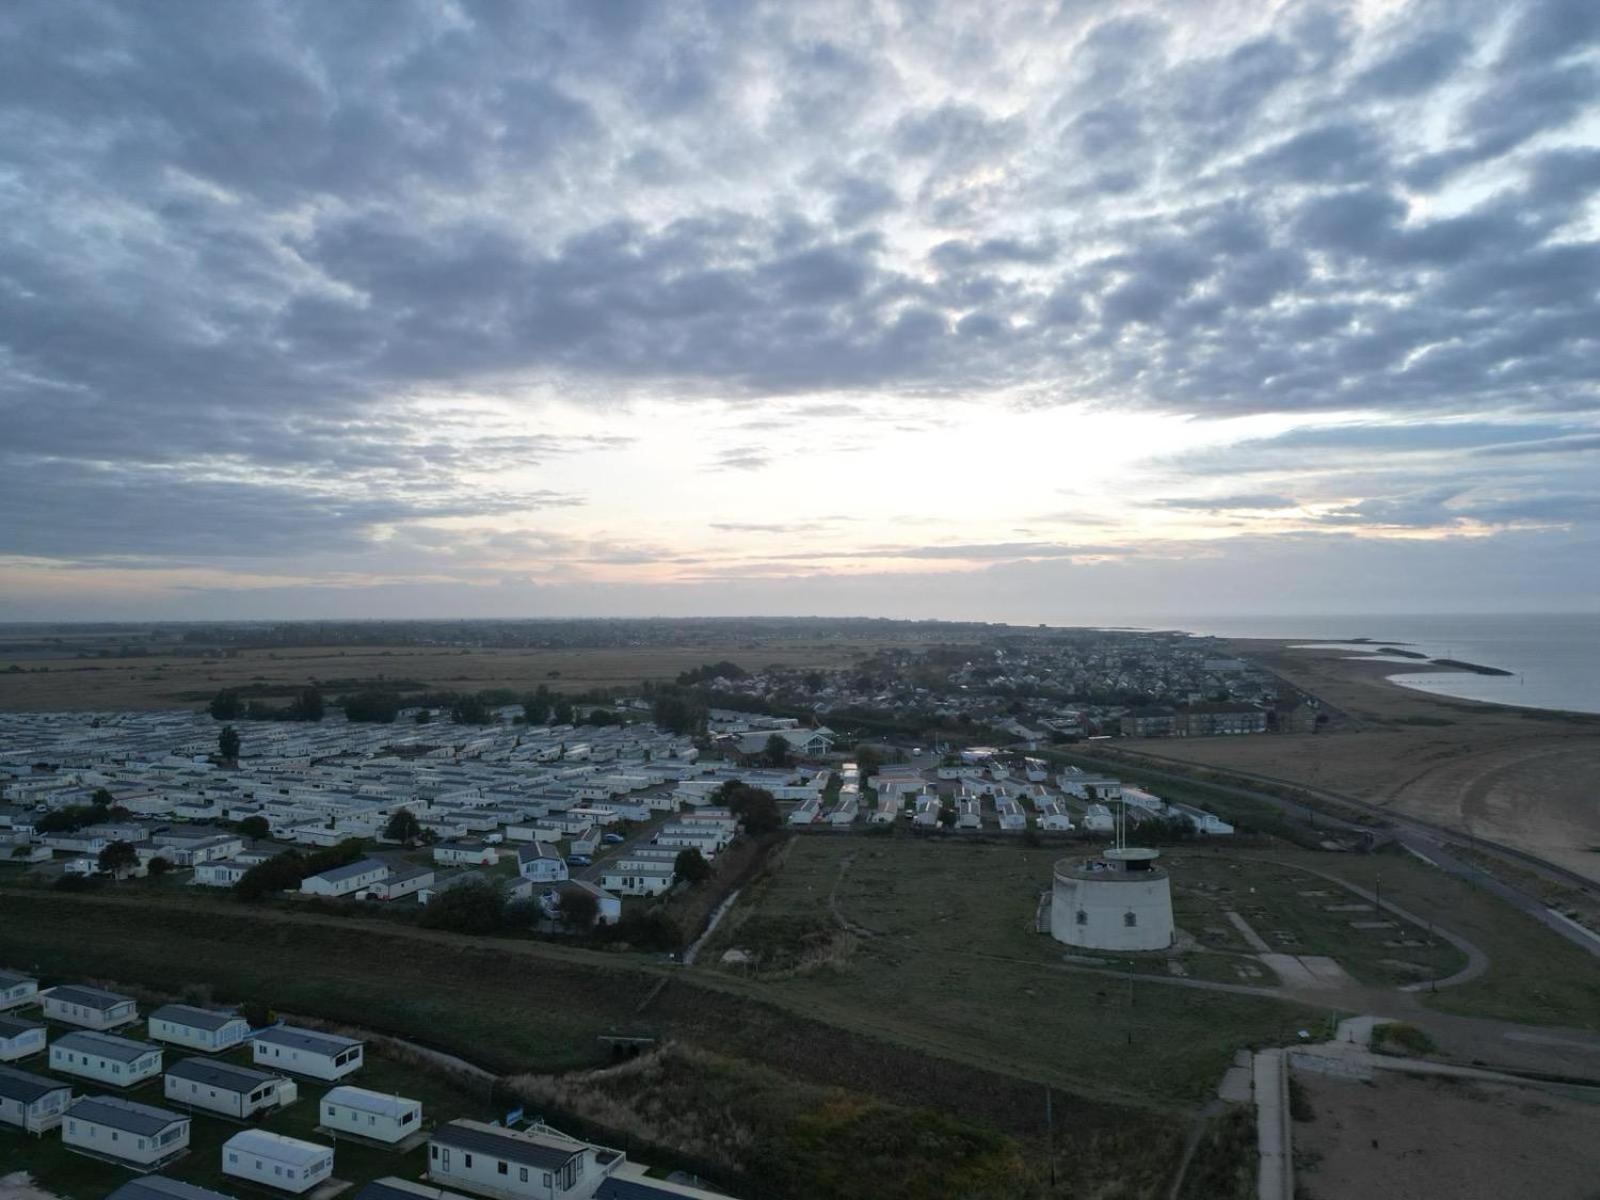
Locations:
321;1085;422;1144
428;1119;615;1200
222;1129;334;1194
148;1004;252;1053
51;1030;163;1087
165;1057;296;1119
1038;802;1073;832
995;799;1027;832
370;863;434;901
0;1064;72;1133
193;860;251;888
300;857;389;897
353;1178;476;1200
252;1026;363;1081
63;1095;190;1168
956;799;982;830
42;984;138;1030
516;843;568;884
598;862;675;898
107;1176;244;1200
0;969;38;1011
0;1014;47;1062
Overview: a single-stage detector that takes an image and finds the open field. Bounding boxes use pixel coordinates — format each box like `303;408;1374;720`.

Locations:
1115;639;1600;883
0;641;887;712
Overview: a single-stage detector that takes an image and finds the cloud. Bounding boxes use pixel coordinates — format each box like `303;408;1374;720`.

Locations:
1150;494;1300;512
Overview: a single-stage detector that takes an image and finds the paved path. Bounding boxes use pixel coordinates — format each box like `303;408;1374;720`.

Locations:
1253;1048;1292;1200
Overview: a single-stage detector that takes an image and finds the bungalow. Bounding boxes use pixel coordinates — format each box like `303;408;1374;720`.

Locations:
193;860;251;888
0;969;39;1011
222;1129;334;1194
252;1026;363;1081
0;1064;72;1133
434;841;499;867
320;1085;422;1144
299;858;389;898
427;1118;619;1200
164;1057;295;1120
148;1005;252;1053
108;1177;243;1200
598;862;675;898
369;862;435;901
51;1030;163;1087
63;1095;190;1168
728;727;836;761
0;1014;47;1062
42;984;138;1030
516;843;568;885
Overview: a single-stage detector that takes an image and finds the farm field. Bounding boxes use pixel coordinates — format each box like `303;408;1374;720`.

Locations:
0;640;893;712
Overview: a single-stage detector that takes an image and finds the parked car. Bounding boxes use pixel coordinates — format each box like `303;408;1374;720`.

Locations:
565;854;592;867
602;833;625;845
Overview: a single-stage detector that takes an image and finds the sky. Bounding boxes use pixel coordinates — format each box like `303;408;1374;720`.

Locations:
1;0;1598;623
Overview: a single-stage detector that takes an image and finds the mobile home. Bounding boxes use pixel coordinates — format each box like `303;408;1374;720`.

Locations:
42;984;138;1030
428;1119;615;1200
0;1014;46;1062
321;1085;423;1144
107;1177;243;1200
51;1030;162;1087
0;969;38;1011
0;1064;72;1133
222;1129;334;1194
148;1005;252;1053
165;1057;296;1119
252;1026;363;1081
63;1095;190;1168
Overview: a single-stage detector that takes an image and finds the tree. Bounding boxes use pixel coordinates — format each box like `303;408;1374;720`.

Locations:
763;733;790;768
234;850;308;901
98;840;139;879
550;697;575;726
558;887;600;929
725;784;781;837
218;725;241;762
673;847;712;886
419;877;506;933
450;694;491;725
650;689;705;736
291;687;325;722
384;809;423;846
238;815;270;841
147;856;173;878
209;689;243;720
91;788;115;808
342;690;400;723
415;707;433;725
522;688;551;725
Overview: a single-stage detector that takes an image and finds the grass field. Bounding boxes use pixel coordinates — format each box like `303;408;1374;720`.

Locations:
0;640;890;712
698;835;1322;1108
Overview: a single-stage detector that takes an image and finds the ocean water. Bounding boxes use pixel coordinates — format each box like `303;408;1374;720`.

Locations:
1120;613;1600;716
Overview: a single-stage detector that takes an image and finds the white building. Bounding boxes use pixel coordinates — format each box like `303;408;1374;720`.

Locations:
51;1030;163;1087
63;1095;190;1168
1037;801;1073;832
0;1064;72;1133
353;1179;477;1200
0;1014;46;1062
223;1129;335;1194
1049;848;1174;952
369;863;435;900
434;841;499;867
194;860;251;887
321;1085;423;1144
428;1119;614;1200
995;799;1027;831
165;1056;296;1119
148;1004;252;1053
0;969;39;1011
598;861;676;897
107;1177;243;1200
42;984;138;1030
300;857;389;897
516;842;568;885
252;1026;363;1081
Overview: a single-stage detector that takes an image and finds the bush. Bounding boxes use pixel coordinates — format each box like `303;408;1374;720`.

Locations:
419;877;507;934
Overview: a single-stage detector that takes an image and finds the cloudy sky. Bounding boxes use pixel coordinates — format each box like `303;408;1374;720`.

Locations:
2;0;1597;622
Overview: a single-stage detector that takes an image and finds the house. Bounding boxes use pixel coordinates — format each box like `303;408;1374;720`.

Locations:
300;858;389;898
369;862;435;900
427;1118;620;1200
148;1005;252;1053
0;969;39;1011
516;843;568;885
0;1014;47;1062
193;860;251;888
50;1030;163;1087
354;1179;476;1200
598;862;675;898
252;1026;363;1081
728;727;836;761
434;841;499;867
222;1129;335;1194
63;1095;190;1168
1119;707;1176;738
0;1064;72;1133
1175;703;1267;737
321;1085;423;1144
164;1057;295;1119
108;1177;243;1200
42;984;138;1030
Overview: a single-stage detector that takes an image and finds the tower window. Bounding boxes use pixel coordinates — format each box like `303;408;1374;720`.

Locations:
1124;912;1138;927
1075;909;1088;925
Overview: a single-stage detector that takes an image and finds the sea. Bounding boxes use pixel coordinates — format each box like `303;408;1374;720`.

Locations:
1114;612;1600;716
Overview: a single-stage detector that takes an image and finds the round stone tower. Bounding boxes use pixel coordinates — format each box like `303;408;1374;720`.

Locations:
1050;846;1174;951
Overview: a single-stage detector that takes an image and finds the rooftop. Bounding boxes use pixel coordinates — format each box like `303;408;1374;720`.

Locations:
150;1004;244;1032
55;1029;158;1062
252;1025;361;1056
67;1094;186;1136
431;1120;585;1171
